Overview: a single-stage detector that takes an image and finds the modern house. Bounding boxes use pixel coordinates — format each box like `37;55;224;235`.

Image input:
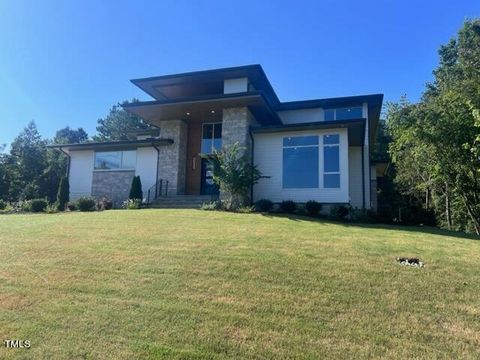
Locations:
51;65;383;209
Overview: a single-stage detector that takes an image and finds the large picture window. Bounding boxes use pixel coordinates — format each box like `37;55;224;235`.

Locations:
94;150;136;170
201;123;222;153
324;107;363;121
323;134;340;188
282;136;319;188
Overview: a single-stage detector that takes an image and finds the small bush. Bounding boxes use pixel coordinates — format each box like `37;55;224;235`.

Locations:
0;200;6;210
20;200;32;212
129;176;143;201
122;198;141;210
0;203;15;214
46;204;58;214
200;201;222;211
237;205;255;213
255;199;273;212
76;197;96;212
96;197;113;211
30;199;48;213
330;205;349;220
280;200;297;213
350;208;377;223
56;177;70;211
66;202;76;211
305;200;322;216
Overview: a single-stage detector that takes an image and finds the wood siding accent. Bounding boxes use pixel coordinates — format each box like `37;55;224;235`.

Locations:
185;121;203;195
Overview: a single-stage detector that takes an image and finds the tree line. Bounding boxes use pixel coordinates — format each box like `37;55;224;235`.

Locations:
0;100;147;203
380;19;480;234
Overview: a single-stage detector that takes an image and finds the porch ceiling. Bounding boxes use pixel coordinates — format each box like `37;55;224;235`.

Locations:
123;92;282;127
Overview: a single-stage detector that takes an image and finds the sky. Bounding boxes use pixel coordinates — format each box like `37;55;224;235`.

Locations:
0;0;479;147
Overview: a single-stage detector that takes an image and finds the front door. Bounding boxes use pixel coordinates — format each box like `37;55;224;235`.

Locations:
200;159;219;195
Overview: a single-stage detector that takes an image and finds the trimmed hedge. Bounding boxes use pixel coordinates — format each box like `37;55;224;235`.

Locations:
280;200;297;213
255;199;273;212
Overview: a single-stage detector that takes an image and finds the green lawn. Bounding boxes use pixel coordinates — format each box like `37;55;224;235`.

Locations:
0;210;479;359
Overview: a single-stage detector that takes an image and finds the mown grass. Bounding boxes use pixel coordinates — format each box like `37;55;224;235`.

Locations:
0;210;479;359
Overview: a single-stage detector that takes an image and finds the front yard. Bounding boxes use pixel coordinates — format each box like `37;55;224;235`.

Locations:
0;210;479;359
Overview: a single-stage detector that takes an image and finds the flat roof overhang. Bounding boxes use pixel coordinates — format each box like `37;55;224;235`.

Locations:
123;91;282;126
47;138;173;152
251;118;366;146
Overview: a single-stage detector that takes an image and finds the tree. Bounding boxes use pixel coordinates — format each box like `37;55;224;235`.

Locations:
129;176;143;200
56;177;69;210
210;143;262;210
54;127;88;144
94;100;149;141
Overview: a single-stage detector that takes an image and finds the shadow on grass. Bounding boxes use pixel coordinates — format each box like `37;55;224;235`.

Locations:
259;212;480;241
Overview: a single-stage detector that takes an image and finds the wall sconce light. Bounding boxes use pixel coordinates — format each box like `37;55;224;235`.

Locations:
192;156;196;170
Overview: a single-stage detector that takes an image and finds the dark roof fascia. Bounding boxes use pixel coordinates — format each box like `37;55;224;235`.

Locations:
276;94;384;111
130;64;281;106
122;91;283;125
47;138;173;151
251;118;366;134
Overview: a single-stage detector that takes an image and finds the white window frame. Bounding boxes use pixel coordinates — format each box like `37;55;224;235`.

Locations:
322;134;340;188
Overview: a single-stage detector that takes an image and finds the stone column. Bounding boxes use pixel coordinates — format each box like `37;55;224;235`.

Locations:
157;120;187;195
220;107;255;204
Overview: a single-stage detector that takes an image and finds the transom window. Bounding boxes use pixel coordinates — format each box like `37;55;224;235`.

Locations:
94;150;136;170
324;107;363;121
323;135;340;188
283;136;319;188
201;123;222;153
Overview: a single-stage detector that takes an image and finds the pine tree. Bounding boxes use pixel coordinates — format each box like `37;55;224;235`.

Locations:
129;176;143;200
56;176;70;210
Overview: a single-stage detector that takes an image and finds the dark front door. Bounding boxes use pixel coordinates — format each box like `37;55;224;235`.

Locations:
200;159;219;195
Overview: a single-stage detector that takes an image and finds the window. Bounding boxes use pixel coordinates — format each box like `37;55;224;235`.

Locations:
324;107;363;121
94;150;136;170
201;123;222;153
323;134;340;188
282;136;319;188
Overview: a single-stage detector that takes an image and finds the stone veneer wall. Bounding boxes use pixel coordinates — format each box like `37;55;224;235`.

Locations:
91;170;135;207
220;107;255;203
157;120;188;195
221;107;255;160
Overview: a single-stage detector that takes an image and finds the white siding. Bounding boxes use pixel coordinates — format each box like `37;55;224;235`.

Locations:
277;108;323;124
68;150;94;200
253;128;349;203
349;146;363;209
223;78;248;94
135;147;158;196
362;102;371;208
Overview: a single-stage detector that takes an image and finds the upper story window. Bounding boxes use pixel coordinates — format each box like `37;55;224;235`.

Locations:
201;123;222;153
324;107;363;121
282;135;319;188
94;150;136;170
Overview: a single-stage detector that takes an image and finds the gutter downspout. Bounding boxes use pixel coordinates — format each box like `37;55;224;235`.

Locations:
152;142;161;199
361;145;365;209
249;128;254;206
59;147;71;178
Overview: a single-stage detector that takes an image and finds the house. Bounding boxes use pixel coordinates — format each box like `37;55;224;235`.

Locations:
50;65;383;209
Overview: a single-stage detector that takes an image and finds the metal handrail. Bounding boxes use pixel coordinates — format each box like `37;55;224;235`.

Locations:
146;179;169;204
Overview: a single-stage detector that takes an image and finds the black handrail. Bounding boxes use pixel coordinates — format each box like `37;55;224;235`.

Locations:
146;178;169;204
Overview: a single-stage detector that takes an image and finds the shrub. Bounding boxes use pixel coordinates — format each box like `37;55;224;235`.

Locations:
46;204;58;214
96;197;113;211
66;202;76;211
210;143;262;211
0;203;15;214
0;199;6;210
56;177;70;211
30;199;48;213
237;205;255;213
330;205;349;220
255;199;273;212
280;200;297;213
122;198;142;210
200;201;222;211
350;208;377;223
129;176;143;200
20;200;32;212
76;197;96;212
305;200;322;216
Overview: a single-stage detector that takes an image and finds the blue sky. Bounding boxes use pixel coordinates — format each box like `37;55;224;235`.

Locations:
0;0;478;146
